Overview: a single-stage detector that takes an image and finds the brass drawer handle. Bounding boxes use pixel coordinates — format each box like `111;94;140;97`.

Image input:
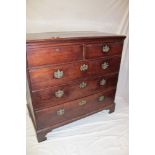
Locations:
101;62;109;69
79;82;87;88
100;79;106;86
54;69;64;79
55;90;64;98
80;64;88;71
102;45;110;52
57;108;65;116
98;96;105;102
79;100;87;106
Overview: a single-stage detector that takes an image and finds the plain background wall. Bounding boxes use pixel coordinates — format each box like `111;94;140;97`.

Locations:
26;0;129;103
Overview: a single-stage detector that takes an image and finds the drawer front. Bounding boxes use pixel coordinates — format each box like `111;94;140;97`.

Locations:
85;42;123;59
29;56;121;90
35;89;116;130
27;45;83;67
32;74;118;110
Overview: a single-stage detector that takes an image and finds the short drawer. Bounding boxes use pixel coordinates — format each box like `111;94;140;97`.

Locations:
27;44;83;67
32;73;118;110
29;56;121;90
35;89;116;130
85;42;123;59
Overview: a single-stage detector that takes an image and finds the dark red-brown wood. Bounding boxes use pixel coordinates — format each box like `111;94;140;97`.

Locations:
85;42;123;59
26;31;126;142
32;73;118;110
26;31;126;44
35;89;116;130
29;56;121;90
35;102;115;142
27;44;83;67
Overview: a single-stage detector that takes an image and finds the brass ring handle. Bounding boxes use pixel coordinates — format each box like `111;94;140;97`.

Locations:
79;82;87;88
100;79;106;86
57;108;65;116
55;90;64;98
54;69;64;79
79;100;87;106
98;96;105;102
101;62;109;70
102;45;110;52
80;64;88;71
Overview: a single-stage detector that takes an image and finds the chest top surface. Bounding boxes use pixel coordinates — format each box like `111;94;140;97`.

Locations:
26;31;126;43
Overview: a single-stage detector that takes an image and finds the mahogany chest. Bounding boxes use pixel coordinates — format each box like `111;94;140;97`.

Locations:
26;31;126;142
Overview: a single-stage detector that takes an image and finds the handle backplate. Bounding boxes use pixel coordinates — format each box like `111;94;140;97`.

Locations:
80;64;88;71
79;100;87;106
55;90;64;98
54;69;64;79
79;82;87;88
57;108;65;116
102;45;110;52
98;96;105;102
101;62;109;70
100;79;106;86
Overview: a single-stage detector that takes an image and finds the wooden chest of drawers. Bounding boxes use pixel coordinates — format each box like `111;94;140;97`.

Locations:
26;31;126;142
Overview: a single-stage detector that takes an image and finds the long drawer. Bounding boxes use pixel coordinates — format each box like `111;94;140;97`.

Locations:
32;73;118;110
35;89;116;130
29;56;121;90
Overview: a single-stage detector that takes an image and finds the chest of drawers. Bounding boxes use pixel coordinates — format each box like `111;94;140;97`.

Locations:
26;31;126;142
